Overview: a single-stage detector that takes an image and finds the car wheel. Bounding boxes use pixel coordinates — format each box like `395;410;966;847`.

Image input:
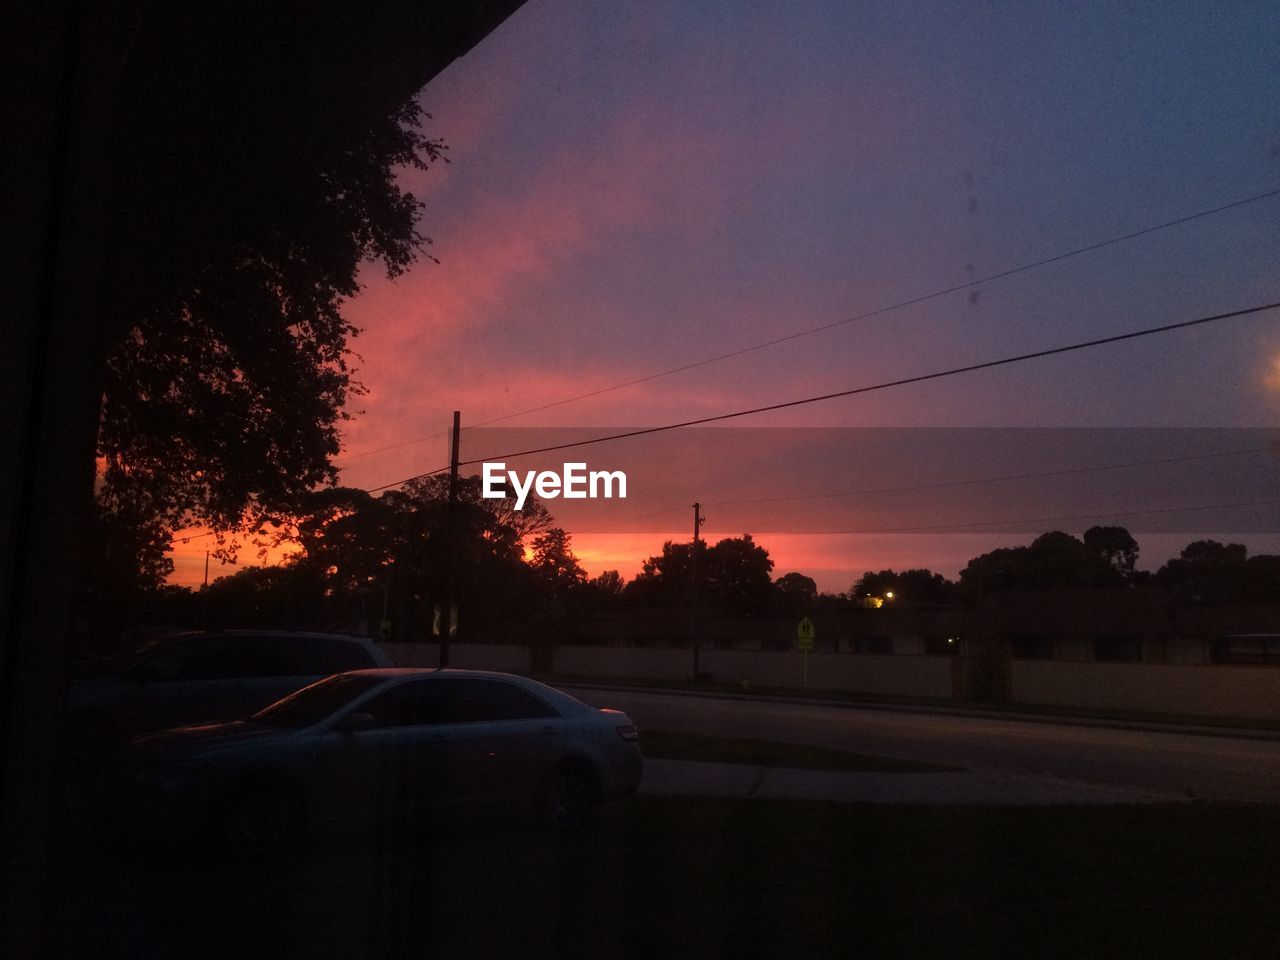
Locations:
221;785;294;859
538;768;594;829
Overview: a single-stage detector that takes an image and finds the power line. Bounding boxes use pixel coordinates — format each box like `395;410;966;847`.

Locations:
574;505;690;534
365;470;448;495
332;186;1280;461
439;299;1279;474
177;443;1276;549
336;429;451;464
565;446;1271;533
190;296;1280;530
363;298;1278;491
709;447;1270;508
458;187;1280;429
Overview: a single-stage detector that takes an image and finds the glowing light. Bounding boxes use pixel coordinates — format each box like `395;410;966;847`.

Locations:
1266;355;1280;391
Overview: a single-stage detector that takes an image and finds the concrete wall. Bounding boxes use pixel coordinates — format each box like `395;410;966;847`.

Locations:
550;645;953;699
703;650;954;698
381;641;1280;721
1011;660;1280;721
550;646;689;682
383;642;530;673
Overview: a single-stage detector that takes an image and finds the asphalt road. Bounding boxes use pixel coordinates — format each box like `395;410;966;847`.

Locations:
565;687;1280;803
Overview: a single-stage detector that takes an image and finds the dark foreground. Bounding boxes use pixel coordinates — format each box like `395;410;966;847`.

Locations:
52;798;1280;959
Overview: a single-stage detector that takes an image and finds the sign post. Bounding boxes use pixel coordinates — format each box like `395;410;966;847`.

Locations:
796;616;815;690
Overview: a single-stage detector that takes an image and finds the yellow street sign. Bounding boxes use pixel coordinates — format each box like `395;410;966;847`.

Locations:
797;616;815;651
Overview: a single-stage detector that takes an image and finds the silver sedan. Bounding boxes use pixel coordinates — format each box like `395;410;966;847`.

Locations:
118;669;643;853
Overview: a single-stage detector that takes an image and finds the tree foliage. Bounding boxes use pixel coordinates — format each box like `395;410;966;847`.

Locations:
1083;525;1140;577
1154;540;1278;604
245;476;559;639
850;569;956;605
627;534;775;615
96;77;447;582
959;530;1127;597
529;528;588;599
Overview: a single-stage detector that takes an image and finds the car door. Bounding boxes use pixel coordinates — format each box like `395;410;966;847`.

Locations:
425;678;566;810
339;678;465;822
123;634;264;731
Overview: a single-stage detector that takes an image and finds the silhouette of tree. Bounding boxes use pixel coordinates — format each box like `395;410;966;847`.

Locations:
85;502;177;634
628;534;775;615
706;535;775;615
959;530;1125;596
1178;539;1248;565
529;528;587;599
194;565;322;630
850;569;955;605
1241;554;1280;605
625;541;697;608
1083;525;1139;577
258;476;556;637
576;569;626;614
94;50;448;584
1153;539;1274;603
773;570;814;601
774;572;818;615
590;570;626;596
403;474;554;550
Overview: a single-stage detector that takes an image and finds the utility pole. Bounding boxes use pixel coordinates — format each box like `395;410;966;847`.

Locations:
439;410;461;668
691;502;704;681
203;548;209;588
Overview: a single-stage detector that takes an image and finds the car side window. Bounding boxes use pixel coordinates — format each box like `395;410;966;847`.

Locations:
362;680;448;727
453;679;559;721
361;678;558;727
250;636;347;676
130;635;258;682
129;634;375;682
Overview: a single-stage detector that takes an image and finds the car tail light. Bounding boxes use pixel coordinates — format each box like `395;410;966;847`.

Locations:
615;724;638;741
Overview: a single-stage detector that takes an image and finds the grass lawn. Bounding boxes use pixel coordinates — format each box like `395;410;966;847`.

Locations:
83;798;1280;960
640;728;961;772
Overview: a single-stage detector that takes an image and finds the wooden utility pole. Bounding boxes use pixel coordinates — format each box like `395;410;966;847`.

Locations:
439;410;461;668
691;502;704;681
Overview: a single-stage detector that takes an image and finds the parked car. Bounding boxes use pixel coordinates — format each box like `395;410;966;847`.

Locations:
117;669;643;853
69;630;393;746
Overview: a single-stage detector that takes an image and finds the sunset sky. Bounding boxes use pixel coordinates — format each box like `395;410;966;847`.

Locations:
172;0;1280;590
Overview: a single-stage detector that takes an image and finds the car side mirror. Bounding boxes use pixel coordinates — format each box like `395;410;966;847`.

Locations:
337;711;375;734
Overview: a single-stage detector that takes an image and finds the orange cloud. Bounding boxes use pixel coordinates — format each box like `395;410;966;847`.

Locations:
166;525;300;589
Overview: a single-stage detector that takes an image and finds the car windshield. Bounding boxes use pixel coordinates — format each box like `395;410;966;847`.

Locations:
251;673;386;728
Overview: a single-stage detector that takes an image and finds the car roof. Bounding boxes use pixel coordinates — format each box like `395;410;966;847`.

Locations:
335;669;594;712
340;668;537;679
208;629;378;642
105;629;391;676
